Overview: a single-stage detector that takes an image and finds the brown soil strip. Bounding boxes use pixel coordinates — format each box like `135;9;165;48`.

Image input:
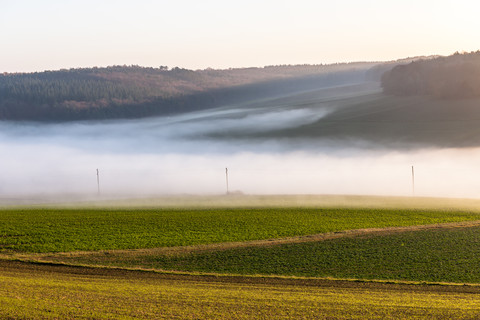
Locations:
1;258;480;294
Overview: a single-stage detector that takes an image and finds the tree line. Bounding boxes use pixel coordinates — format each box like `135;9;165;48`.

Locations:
381;51;480;99
0;63;376;121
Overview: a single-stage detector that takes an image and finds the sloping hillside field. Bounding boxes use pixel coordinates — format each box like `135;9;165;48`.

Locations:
3;195;480;318
1;206;479;253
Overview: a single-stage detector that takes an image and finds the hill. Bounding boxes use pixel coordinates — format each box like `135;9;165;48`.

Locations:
0;63;377;122
199;81;480;149
381;51;480;98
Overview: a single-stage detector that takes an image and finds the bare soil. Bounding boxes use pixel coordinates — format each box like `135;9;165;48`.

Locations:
2;258;480;294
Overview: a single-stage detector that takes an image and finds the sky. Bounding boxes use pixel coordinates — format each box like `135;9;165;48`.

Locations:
1;0;479;72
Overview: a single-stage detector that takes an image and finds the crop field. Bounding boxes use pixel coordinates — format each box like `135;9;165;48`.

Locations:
3;195;480;318
51;223;480;284
2;260;480;320
1;206;480;253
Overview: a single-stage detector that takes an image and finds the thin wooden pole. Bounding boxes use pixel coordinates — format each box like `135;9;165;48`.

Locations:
411;165;415;196
225;167;229;195
96;168;100;195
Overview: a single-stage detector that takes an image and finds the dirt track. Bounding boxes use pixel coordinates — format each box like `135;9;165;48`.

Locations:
2;258;480;294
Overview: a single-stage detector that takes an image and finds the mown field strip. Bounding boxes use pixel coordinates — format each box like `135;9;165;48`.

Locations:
2;260;480;319
30;194;480;211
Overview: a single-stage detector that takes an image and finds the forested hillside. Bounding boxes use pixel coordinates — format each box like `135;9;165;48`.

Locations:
381;51;480;98
0;63;376;122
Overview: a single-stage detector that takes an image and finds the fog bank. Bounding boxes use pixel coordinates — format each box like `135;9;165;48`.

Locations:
1;83;480;201
1;124;480;200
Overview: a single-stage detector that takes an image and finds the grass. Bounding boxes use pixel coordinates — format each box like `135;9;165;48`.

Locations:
258;92;480;148
5;199;480;285
55;225;480;284
4;196;480;318
2;260;480;319
1;206;480;253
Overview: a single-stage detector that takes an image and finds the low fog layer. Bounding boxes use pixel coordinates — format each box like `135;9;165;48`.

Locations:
1;82;480;200
2;142;480;199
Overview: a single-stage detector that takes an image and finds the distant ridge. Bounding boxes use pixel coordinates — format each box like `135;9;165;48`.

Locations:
0;54;448;122
0;62;389;122
382;51;480;98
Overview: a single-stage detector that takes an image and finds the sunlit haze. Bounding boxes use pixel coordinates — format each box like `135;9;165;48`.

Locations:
1;0;479;72
1;0;480;201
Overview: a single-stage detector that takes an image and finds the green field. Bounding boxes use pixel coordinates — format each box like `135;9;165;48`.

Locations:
1;206;480;253
54;224;480;284
258;92;480;149
3;195;480;318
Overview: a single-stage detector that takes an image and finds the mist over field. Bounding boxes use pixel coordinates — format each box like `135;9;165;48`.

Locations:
2;79;480;200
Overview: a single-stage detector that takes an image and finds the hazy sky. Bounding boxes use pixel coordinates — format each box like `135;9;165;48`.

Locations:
1;0;479;72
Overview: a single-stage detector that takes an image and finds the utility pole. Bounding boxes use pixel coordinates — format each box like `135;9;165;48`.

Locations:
225;167;229;195
411;165;415;196
96;168;100;195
